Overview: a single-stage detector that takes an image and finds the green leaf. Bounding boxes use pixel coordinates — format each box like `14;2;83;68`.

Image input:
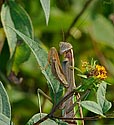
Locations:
12;42;31;73
91;15;114;49
8;0;33;72
1;0;33;63
1;0;33;74
80;101;104;116
8;27;63;104
0;95;2;113
77;74;87;79
73;67;83;73
80;81;111;116
40;0;50;25
97;81;107;108
0;113;10;125
97;81;112;113
1;3;17;57
26;113;58;125
0;81;11;119
101;96;112;113
8;1;33;38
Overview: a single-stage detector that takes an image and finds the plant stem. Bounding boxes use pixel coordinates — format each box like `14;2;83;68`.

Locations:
33;89;77;125
52;115;100;121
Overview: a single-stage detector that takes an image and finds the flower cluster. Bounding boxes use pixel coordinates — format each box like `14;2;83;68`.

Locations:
94;65;107;80
82;61;107;80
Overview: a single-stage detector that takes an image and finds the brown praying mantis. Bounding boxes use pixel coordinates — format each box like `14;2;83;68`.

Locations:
36;41;85;125
47;47;69;88
47;42;84;125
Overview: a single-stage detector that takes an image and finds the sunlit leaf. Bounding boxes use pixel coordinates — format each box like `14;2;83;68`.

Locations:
81;101;104;116
40;0;50;25
0;81;11;119
97;81;107;108
0;113;10;125
26;113;57;125
77;74;87;78
1;3;17;57
97;81;112;113
101;96;112;113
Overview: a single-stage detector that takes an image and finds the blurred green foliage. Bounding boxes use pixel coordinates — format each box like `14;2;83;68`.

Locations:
0;0;114;125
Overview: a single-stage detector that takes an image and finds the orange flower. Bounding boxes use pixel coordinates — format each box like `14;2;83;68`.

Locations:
94;65;107;80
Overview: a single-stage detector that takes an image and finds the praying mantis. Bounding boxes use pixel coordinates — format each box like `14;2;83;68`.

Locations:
47;41;84;125
36;41;85;125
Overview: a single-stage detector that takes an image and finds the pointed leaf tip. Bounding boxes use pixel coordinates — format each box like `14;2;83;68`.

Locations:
40;0;50;25
81;101;104;116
